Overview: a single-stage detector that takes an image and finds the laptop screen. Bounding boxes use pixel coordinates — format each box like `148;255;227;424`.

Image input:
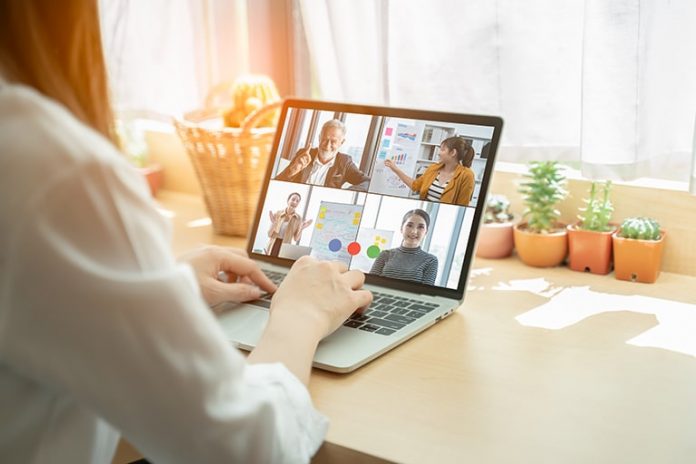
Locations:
248;99;503;300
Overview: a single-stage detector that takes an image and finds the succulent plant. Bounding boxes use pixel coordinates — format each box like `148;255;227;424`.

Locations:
578;180;613;232
618;217;662;240
518;161;568;233
483;195;514;224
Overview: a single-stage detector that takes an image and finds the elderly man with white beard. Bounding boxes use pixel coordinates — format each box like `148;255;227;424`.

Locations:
276;119;370;190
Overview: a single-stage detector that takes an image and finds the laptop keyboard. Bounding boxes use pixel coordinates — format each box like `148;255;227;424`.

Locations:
255;270;441;336
347;292;440;336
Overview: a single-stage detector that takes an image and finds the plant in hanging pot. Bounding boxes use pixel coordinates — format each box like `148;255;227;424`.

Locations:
567;180;616;274
612;217;666;283
513;161;569;267
476;194;515;259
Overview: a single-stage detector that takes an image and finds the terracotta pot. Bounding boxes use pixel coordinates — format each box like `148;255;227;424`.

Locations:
567;223;616;275
138;163;163;197
513;223;568;267
612;230;667;283
476;222;515;259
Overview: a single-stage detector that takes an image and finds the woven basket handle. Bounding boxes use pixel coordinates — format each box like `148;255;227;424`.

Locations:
240;101;283;134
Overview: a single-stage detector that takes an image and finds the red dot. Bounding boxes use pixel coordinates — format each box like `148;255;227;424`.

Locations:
347;242;361;256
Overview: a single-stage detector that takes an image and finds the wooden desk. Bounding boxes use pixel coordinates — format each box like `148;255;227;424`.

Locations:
119;190;696;464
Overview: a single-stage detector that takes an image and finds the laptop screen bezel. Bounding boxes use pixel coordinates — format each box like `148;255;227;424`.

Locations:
246;98;503;301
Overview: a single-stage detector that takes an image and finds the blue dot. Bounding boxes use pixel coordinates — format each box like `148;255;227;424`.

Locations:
328;239;342;252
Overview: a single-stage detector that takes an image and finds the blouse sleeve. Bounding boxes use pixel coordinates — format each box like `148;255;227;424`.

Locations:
411;171;424;193
0;156;327;463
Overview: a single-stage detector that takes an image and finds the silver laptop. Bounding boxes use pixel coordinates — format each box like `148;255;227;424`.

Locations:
217;99;503;373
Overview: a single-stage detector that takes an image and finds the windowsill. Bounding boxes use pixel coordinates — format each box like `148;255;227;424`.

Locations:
494;161;691;193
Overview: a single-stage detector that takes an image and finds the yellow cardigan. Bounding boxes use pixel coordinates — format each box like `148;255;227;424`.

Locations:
411;163;475;206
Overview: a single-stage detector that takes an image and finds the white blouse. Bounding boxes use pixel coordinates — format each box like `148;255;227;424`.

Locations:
0;82;327;463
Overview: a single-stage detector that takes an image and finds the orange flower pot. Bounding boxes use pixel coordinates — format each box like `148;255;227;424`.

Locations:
612;230;666;283
567;223;616;275
138;163;163;197
513;223;568;268
476;222;515;259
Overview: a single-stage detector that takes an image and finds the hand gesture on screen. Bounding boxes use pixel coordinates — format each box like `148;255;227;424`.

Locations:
288;148;312;176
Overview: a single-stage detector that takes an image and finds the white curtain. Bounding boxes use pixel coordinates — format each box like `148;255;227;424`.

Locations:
99;0;250;118
299;0;696;182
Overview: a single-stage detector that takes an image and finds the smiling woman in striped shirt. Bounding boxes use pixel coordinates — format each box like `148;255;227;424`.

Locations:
370;209;439;285
384;136;476;206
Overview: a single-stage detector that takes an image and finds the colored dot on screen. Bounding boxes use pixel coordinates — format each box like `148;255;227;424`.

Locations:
328;239;342;252
347;242;361;256
366;245;381;259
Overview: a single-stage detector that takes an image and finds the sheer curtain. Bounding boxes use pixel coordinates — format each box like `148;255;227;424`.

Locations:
99;0;250;118
298;0;696;182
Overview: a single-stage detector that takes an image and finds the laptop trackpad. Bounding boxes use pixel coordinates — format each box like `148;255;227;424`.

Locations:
217;304;269;348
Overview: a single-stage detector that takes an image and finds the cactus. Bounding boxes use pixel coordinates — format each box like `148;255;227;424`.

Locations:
518;161;568;233
618;217;662;240
483;195;514;224
578;181;613;232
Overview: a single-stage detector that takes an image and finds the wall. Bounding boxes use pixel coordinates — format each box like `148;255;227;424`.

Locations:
146;130;200;195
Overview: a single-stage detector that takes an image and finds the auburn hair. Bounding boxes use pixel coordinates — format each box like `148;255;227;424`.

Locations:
0;0;115;142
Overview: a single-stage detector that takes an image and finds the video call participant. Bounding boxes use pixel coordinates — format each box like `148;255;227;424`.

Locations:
370;209;439;286
385;136;476;206
276;119;370;190
265;192;313;256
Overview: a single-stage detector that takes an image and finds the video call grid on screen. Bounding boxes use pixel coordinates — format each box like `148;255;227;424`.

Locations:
249;103;498;293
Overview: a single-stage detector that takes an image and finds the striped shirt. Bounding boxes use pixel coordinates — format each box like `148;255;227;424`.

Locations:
426;178;447;201
369;246;439;285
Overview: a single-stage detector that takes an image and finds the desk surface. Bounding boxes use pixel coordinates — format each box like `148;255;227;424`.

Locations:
158;190;696;464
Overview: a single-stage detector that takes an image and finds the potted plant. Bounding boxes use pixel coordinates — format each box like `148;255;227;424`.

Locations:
567;180;616;274
612;217;666;283
513;161;569;267
476;194;515;259
116;118;163;197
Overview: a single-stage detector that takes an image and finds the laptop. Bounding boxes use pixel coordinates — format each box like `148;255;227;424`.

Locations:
217;99;503;373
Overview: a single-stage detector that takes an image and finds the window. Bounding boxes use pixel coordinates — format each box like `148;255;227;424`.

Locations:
297;1;696;184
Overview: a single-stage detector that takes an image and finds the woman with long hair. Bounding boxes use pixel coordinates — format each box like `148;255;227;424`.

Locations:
265;192;313;256
370;209;439;285
0;1;371;462
385;136;476;206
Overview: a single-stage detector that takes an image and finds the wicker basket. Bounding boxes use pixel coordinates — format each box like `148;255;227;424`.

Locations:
174;101;282;236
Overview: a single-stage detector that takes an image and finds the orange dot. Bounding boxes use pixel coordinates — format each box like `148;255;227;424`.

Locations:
347;242;361;256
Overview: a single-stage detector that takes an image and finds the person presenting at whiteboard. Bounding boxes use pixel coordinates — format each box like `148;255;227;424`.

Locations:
370;209;438;285
265;192;313;256
384;136;475;206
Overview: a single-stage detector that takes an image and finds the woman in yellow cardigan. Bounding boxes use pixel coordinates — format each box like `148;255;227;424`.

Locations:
385;136;476;206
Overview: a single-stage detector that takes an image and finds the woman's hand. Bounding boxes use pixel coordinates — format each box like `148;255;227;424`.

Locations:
270;256;372;340
384;159;395;170
301;218;313;229
248;256;372;385
178;246;276;307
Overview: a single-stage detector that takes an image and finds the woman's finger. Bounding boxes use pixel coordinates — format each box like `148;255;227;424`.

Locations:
216;250;276;293
208;280;263;304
